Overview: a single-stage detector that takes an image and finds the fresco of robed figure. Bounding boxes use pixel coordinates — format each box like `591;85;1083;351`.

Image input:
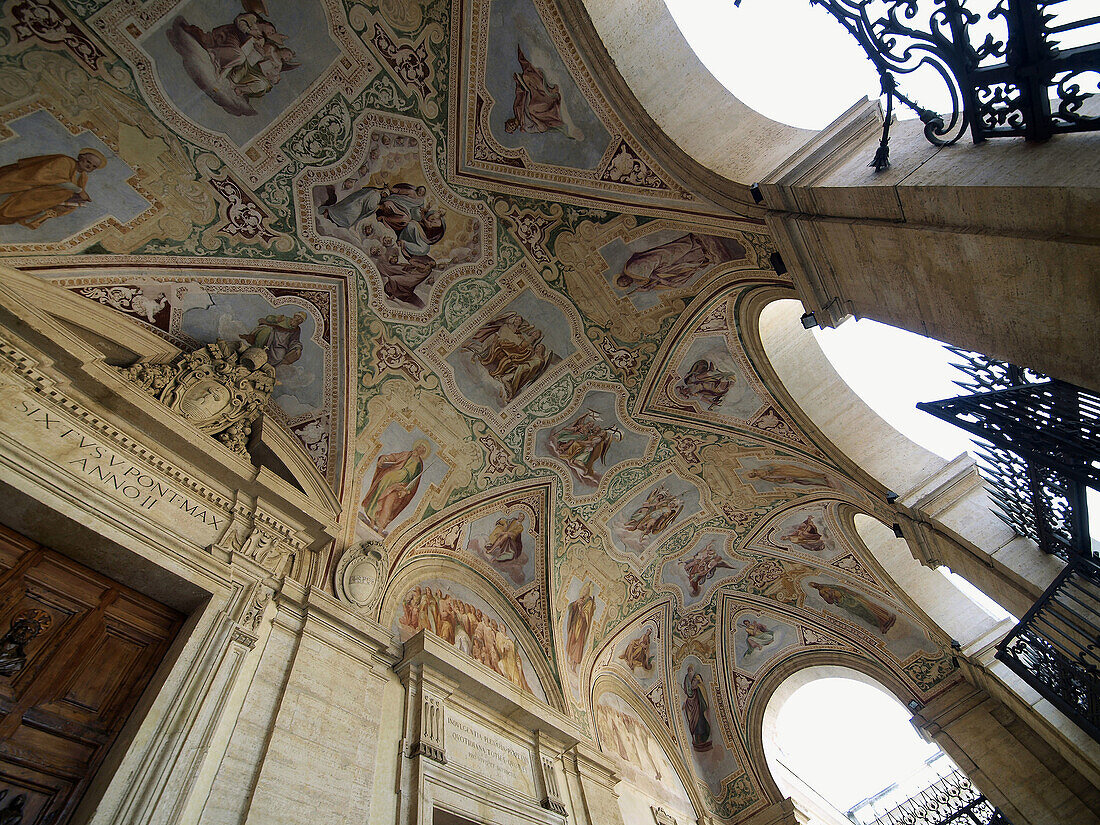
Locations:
360;439;430;536
0;111;149;244
461;312;561;404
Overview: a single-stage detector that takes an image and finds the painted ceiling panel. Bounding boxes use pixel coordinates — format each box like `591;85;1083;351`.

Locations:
0;0;959;820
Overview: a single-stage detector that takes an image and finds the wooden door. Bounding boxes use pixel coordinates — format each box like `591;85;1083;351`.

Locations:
0;525;182;825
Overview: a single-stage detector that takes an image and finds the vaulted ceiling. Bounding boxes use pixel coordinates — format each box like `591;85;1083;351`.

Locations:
0;0;960;819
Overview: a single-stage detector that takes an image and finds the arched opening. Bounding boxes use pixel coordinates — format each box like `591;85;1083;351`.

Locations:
762;666;976;825
751;293;1058;619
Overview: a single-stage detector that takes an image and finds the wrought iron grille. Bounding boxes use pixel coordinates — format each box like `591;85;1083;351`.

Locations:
917;349;1097;561
996;553;1100;743
868;770;1010;825
734;0;1100;168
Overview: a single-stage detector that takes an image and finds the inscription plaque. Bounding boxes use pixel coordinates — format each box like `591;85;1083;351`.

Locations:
445;710;535;797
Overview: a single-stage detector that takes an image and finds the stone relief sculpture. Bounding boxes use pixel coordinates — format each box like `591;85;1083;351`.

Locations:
120;339;275;456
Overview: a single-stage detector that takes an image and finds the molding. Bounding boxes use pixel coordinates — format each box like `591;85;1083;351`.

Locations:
397;630;584;748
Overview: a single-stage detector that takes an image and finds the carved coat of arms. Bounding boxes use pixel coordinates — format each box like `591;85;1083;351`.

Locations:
121;340;275;456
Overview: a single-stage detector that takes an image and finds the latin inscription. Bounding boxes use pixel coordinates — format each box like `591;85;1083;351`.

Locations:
445;712;535;796
7;397;225;538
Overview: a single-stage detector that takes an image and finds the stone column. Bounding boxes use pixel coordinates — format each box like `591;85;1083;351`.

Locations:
239;584;397;825
732;798;802;825
757;100;1100;392
561;741;625;825
911;681;1100;825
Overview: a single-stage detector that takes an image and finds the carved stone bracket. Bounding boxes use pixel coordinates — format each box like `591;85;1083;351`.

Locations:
540;755;567;817
208;495;302;577
651;807;677;825
412;691;447;764
119;339;275;456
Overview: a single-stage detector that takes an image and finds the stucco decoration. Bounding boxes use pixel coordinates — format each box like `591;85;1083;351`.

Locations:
27;261;351;490
0;0;967;820
121;338;275;455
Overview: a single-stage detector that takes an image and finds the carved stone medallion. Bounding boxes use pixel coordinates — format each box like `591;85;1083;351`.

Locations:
334;542;384;611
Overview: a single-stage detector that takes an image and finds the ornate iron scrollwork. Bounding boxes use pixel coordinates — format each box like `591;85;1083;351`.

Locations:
736;0;1100;168
996;553;1100;744
917;348;1097;562
865;769;1010;824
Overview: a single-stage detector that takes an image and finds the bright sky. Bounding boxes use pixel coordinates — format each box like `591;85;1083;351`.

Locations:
664;0;960;129
775;678;940;812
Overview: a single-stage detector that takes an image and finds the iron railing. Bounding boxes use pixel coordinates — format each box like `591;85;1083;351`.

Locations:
865;770;1009;825
736;0;1100;169
996;553;1100;743
917;349;1097;561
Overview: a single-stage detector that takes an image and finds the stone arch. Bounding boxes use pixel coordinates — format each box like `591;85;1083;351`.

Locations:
739;287;1060;619
378;554;565;710
742;649;929;804
568;0;816;187
841;506;1011;651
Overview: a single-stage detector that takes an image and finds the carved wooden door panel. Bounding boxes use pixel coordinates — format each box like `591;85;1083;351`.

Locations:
0;525;183;825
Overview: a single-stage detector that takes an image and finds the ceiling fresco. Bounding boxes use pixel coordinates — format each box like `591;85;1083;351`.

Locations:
0;0;961;821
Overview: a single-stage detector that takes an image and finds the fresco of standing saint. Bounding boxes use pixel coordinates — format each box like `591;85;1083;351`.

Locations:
681;664;713;752
359;439;429;535
549;409;622;485
461;312;561;404
565;581;596;673
0;150;104;230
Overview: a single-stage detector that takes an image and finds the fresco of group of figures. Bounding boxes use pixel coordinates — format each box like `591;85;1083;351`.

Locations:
143;0;338;145
595;692;694;819
0;111;149;246
309;126;484;312
605;474;705;564
394;577;545;699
